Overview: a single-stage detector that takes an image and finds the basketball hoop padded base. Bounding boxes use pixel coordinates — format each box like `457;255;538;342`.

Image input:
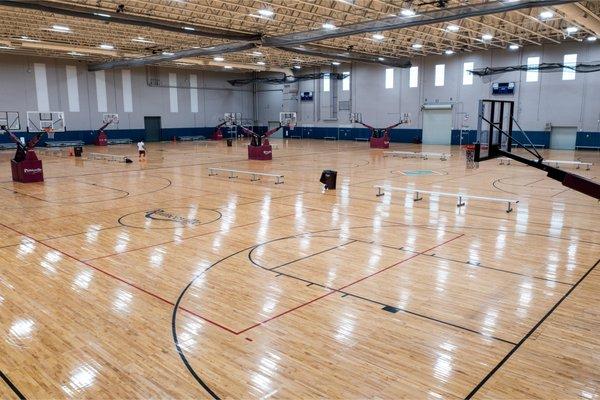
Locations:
11;150;44;182
95;131;108;146
248;144;272;160
370;137;390;149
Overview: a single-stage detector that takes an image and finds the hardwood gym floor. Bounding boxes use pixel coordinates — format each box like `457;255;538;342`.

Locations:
0;139;598;399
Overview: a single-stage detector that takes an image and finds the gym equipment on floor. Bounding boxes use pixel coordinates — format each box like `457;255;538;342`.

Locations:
352;113;410;149
208;167;284;184
93;114;119;146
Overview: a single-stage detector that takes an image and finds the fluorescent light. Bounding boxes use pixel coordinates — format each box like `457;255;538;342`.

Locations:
412;43;423;49
51;25;71;32
539;11;553;19
99;44;114;50
256;61;266;65
446;24;460;32
93;12;111;18
182;26;195;31
68;51;86;56
332;61;341;65
213;56;224;61
378;57;385;61
400;9;416;17
565;26;578;34
481;34;493;41
508;43;520;50
444;49;454;55
293;65;301;69
372;33;385;40
322;22;337;30
19;36;40;42
257;8;274;17
132;37;155;44
251;51;263;56
587;36;598;42
224;65;233;69
162;52;175;56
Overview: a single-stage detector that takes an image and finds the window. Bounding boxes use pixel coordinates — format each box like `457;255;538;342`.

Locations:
562;54;577;80
385;68;394;89
409;66;418;88
435;64;445;87
342;71;350;91
526;56;540;82
463;62;474;85
323;73;330;92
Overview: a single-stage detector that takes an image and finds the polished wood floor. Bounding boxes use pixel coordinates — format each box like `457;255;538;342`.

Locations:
0;139;598;399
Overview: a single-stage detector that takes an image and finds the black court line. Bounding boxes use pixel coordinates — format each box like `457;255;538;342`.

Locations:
268;240;357;271
465;257;600;399
0;369;26;400
315;235;575;286
247;235;516;346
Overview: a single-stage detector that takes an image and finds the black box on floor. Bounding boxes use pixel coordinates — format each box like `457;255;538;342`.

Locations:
320;170;337;190
74;146;83;157
226;139;233;147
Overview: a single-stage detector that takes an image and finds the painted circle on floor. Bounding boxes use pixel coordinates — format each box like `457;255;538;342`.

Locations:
118;206;222;229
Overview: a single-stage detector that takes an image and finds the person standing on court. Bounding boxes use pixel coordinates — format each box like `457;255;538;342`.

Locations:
137;140;146;161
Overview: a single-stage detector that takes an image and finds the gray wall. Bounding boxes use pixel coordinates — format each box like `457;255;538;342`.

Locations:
0;56;253;132
287;41;600;133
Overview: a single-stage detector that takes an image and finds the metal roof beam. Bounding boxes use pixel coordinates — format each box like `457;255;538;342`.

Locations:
0;0;261;41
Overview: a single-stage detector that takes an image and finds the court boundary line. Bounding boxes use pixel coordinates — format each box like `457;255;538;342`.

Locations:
465;257;600;399
0;369;26;400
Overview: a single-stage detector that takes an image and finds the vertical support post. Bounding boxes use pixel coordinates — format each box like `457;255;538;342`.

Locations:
506;201;513;213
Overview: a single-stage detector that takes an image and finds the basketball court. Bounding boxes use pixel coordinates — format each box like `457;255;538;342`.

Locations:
1;1;600;399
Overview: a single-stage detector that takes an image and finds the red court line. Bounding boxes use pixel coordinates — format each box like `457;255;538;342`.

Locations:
236;233;466;335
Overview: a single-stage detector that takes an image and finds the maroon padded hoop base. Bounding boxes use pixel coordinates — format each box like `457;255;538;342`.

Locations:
248;144;273;160
369;136;390;149
11;150;44;183
94;131;108;146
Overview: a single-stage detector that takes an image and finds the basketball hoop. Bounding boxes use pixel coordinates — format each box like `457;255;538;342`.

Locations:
465;144;478;169
44;127;55;140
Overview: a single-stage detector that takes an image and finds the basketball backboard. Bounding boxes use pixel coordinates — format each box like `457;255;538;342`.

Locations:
224;112;241;126
350;113;362;124
0;111;20;131
103;113;119;125
475;100;514;161
27;111;66;132
279;112;297;127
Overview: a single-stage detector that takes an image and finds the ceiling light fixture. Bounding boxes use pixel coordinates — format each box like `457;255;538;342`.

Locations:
508;43;520;50
256;61;266;65
444;49;454;55
587;36;598;42
51;25;71;32
322;22;337;30
213;56;224;61
162;52;175;56
446;24;460;32
224;65;233;69
412;43;423;49
182;26;195;31
332;61;341;65
400;9;416;17
481;33;493;41
99;44;114;50
93;12;111;18
539;11;553;19
372;33;385;40
565;26;578;34
257;8;274;17
378;57;385;61
293;65;301;69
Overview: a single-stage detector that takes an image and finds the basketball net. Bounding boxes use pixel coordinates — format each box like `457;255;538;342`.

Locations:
44;127;55;140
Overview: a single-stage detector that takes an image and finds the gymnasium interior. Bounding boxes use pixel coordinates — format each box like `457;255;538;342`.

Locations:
1;0;599;398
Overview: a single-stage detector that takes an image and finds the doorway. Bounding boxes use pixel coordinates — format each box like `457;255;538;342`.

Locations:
144;116;161;142
550;126;577;150
422;109;452;145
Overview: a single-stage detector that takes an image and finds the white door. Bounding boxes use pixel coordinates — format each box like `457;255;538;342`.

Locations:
422;109;452;145
550;126;577;150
